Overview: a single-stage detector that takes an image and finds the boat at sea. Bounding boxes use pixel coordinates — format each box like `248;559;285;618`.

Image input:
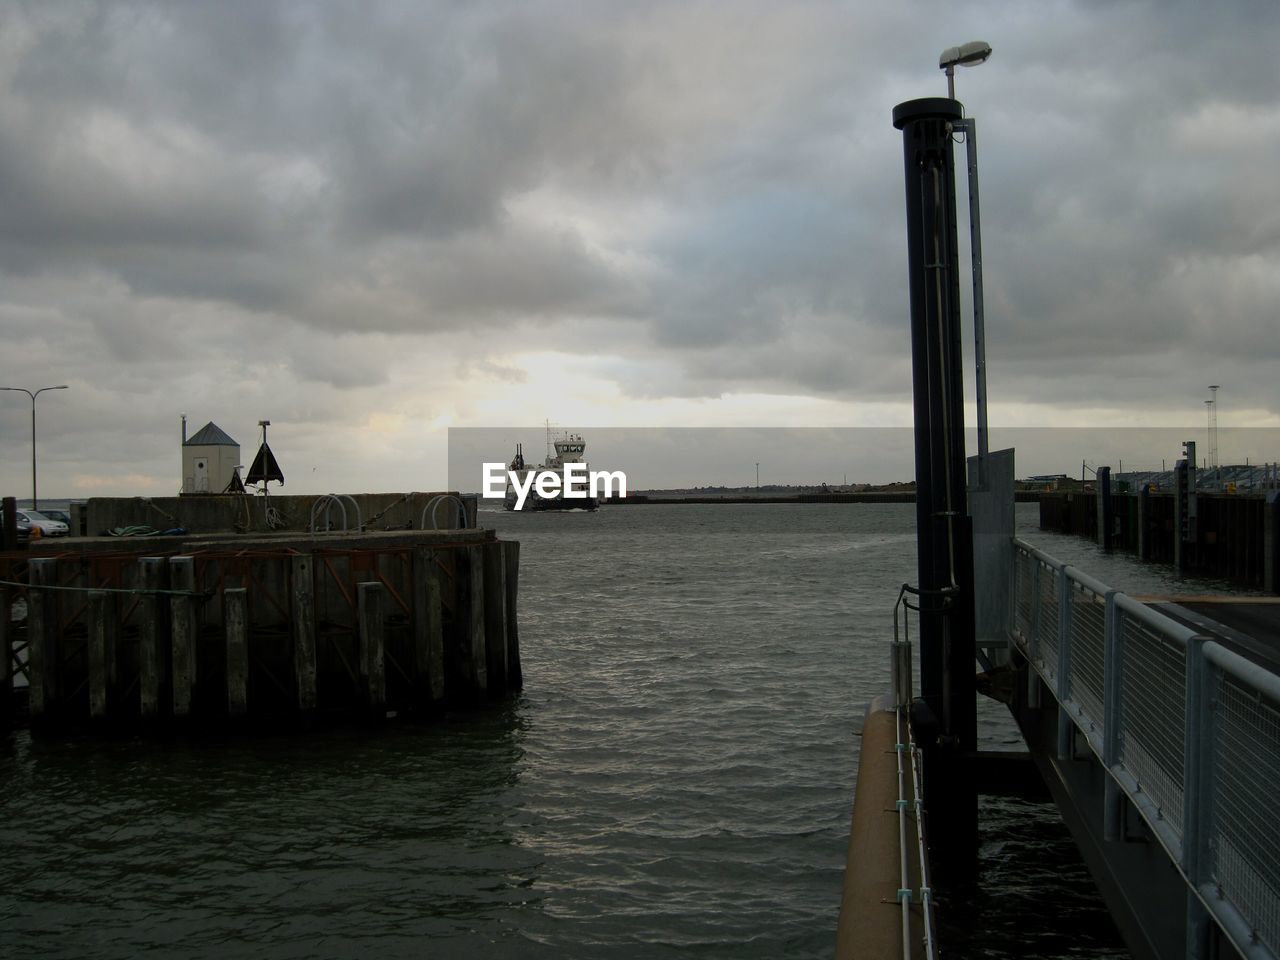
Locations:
504;427;599;511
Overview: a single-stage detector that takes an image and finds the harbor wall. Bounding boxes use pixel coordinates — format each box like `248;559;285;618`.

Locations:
0;528;520;730
1040;490;1280;591
70;491;477;538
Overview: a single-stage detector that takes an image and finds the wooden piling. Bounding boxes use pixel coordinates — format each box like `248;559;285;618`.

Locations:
1137;484;1150;561
412;547;445;705
290;554;317;712
1266;492;1280;595
504;540;522;691
14;528;519;727
0;580;11;728
225;587;248;717
27;558;57;720
88;591;108;720
358;581;385;714
462;546;487;696
169;556;196;718
483;542;508;695
138;558;164;718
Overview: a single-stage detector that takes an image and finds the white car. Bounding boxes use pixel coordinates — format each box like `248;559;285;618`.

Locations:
16;509;69;537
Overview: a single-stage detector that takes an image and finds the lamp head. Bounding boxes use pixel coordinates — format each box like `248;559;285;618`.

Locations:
939;41;992;70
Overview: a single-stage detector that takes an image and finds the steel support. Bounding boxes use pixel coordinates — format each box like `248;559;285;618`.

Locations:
893;97;978;851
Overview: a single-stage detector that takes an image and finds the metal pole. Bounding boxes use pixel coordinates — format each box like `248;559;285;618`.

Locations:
1;385;68;510
957;118;990;487
30;398;37;510
893;96;978;853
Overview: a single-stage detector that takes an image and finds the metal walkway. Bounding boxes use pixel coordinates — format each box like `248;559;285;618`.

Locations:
1011;538;1280;960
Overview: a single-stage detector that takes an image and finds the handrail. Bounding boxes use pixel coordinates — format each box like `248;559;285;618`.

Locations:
1010;537;1280;960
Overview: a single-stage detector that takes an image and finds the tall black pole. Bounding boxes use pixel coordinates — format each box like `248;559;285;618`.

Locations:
893;97;978;852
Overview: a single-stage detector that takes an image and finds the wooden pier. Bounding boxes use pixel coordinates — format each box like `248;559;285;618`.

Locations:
0;528;521;730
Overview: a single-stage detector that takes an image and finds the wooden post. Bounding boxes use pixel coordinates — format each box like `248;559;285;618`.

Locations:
290;554;317;712
483;542;508;696
412;547;445;705
462;546;487;696
138;558;164;718
358;581;385;714
1;497;16;551
1137;484;1150;561
504;540;522;692
88;590;108;720
0;580;11;728
225;587;249;717
1266;491;1280;595
169;556;196;718
27;558;57;721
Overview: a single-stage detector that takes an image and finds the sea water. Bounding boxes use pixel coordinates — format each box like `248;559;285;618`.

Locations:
1;502;1188;958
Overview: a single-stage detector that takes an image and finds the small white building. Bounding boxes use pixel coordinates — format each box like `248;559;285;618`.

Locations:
182;422;240;494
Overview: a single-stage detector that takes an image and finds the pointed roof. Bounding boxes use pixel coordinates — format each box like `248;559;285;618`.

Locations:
185;422;238;447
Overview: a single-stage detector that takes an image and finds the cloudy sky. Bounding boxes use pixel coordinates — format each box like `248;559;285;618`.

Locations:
2;0;1278;498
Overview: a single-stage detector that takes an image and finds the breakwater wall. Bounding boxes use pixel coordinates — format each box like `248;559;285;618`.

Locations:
605;491;1041;505
67;491;477;538
1040;490;1280;591
0;528;520;730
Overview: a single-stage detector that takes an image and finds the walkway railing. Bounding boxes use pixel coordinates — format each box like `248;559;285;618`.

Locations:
1011;538;1280;960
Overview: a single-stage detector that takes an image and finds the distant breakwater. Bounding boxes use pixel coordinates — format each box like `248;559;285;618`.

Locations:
603;491;1043;505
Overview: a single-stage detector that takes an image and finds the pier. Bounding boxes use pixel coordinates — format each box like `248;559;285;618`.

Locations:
0;495;522;729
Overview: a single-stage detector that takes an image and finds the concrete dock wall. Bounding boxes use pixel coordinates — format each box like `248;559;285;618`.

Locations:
836;697;926;960
74;491;477;539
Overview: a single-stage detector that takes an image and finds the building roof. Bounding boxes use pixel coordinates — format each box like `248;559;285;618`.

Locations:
185;422;238;447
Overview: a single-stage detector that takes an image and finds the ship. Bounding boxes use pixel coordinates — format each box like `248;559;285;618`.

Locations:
504;427;599;511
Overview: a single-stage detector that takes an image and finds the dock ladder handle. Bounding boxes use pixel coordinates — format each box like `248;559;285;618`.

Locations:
421;494;467;531
309;494;363;533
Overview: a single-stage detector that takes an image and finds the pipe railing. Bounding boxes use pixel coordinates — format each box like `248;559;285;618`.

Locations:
1010;537;1280;960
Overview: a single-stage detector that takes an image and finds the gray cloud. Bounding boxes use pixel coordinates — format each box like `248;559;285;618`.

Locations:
1;0;1278;496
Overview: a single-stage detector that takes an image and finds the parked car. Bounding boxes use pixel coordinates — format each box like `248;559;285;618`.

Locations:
7;511;33;544
16;509;68;537
41;508;73;530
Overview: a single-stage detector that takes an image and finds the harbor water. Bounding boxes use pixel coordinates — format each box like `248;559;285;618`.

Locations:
2;502;1196;958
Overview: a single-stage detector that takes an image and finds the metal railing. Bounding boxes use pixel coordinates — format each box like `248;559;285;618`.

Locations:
1011;538;1280;960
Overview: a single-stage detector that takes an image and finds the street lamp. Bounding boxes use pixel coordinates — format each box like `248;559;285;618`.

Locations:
939;40;992;101
937;41;993;485
1;384;69;510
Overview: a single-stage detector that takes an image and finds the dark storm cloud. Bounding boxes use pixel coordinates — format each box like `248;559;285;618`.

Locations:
2;0;1280;498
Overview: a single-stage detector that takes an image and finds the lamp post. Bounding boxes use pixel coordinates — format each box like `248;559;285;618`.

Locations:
938;40;992;485
1;384;69;510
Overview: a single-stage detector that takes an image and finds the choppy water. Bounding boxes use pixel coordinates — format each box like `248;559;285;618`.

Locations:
2;503;1190;958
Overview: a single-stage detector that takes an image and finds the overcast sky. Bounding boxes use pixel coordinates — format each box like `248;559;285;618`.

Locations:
2;0;1277;499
